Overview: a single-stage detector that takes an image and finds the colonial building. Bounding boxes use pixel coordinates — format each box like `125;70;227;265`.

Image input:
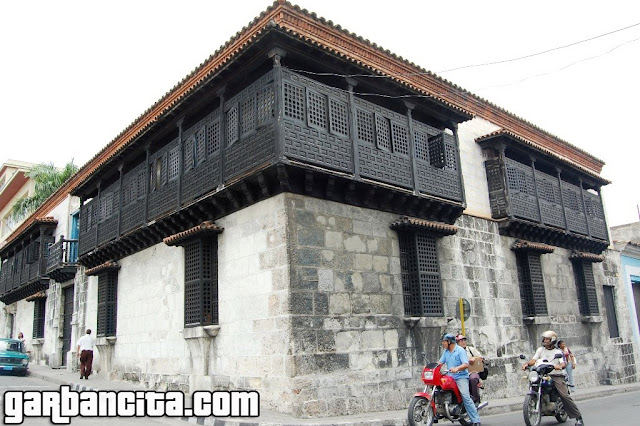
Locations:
611;222;640;349
1;1;637;419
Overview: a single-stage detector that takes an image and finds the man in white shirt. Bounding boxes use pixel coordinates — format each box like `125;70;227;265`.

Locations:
522;330;583;426
76;329;95;379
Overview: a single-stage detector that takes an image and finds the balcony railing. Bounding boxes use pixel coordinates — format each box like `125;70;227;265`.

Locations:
46;238;79;283
78;68;466;258
486;157;608;242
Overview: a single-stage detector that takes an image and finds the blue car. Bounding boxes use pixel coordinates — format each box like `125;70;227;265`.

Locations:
0;338;29;376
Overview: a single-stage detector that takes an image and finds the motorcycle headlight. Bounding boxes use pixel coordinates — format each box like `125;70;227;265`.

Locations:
423;371;433;380
528;371;539;383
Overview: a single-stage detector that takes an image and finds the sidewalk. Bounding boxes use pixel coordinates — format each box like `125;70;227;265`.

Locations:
28;364;640;426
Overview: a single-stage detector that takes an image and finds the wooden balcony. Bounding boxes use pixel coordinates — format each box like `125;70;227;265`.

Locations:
46;238;79;283
76;67;470;268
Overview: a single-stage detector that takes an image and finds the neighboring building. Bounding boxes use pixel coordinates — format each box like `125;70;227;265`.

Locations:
0;160;37;339
0;1;637;419
611;222;640;348
0;160;36;244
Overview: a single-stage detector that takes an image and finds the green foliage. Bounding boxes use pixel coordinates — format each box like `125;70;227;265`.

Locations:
9;161;78;222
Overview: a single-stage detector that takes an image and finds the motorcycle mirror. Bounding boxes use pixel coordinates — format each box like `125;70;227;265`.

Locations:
519;354;526;360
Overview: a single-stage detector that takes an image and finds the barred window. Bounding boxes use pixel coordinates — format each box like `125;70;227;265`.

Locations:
32;298;46;339
356;109;375;144
207;119;221;156
428;133;447;168
307;90;327;129
391;122;409;156
516;251;548;316
184;136;194;172
240;96;256;135
256;86;275;125
414;131;429;162
184;237;218;326
398;231;443;316
97;271;118;337
168;148;180;181
283;82;305;121
573;260;599;316
195;127;206;165
227;105;239;147
329;98;349;136
375;114;391;151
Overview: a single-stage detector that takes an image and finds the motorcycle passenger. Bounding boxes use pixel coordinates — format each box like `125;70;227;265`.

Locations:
456;334;483;403
521;330;584;426
440;333;481;426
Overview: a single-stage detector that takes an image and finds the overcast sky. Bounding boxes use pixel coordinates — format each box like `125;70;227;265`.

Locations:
1;0;638;227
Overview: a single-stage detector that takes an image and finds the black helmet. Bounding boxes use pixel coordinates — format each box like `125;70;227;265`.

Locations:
442;333;456;345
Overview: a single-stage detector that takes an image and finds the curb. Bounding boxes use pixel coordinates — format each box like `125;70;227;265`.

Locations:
27;368;640;426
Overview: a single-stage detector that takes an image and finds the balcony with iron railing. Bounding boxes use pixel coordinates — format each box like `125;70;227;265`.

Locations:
76;67;470;266
46;237;79;283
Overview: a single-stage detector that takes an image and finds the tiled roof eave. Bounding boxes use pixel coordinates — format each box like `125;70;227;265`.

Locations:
389;216;457;236
0;217;58;255
85;261;120;277
164;221;224;246
511;239;555;254
570;250;605;263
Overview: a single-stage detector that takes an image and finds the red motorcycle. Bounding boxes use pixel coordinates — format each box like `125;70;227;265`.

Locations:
408;362;488;426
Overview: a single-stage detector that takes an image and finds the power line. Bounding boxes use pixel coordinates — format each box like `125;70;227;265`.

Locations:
437;21;640;73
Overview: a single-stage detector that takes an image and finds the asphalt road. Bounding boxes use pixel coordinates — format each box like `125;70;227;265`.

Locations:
479;389;640;425
0;373;189;425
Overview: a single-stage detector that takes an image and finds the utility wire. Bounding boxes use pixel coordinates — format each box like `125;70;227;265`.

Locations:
438;21;640;73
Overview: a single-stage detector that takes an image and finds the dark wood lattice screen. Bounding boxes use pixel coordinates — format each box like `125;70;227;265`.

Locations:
515;251;548;316
97;271;118;337
398;231;443;316
32;297;46;339
573;260;599;316
184;237;218;326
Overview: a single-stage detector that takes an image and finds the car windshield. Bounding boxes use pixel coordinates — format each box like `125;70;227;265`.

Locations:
0;341;23;352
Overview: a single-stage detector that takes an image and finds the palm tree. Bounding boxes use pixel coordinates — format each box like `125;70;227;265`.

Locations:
9;161;78;222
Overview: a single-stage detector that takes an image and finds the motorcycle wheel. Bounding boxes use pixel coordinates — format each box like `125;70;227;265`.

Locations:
408;396;434;426
555;400;568;423
523;394;541;426
458;413;472;426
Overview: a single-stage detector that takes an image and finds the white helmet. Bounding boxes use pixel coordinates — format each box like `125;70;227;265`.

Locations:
541;330;558;346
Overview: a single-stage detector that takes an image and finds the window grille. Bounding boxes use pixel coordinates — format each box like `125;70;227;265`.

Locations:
226;105;239;146
398;231;443;316
307;90;327;129
375;114;391;151
573;260;599;316
391;122;409;156
184;237;218;326
184;136;194;172
195;127;206;165
168;148;180;181
100;192;113;223
160;155;168;186
283;82;305;121
428;133;447;168
149;162;157;192
356;109;375;143
329;98;349;136
32;298;46;339
256;86;275;125
414;131;429;162
207;119;221;156
240;96;256;135
563;185;583;212
516;251;548;316
97;271;118;336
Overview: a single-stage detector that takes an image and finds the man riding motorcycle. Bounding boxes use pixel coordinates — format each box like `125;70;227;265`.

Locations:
521;330;584;426
440;333;481;426
456;334;484;403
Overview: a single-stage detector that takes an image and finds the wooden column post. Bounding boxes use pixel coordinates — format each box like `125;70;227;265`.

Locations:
530;156;543;224
556;168;569;231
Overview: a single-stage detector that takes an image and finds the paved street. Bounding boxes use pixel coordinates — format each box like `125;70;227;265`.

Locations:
480;389;640;425
0;373;189;426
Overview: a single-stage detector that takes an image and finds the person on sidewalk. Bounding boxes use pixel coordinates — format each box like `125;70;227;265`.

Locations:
558;340;576;390
439;333;481;426
456;334;484;403
76;329;95;379
522;330;584;426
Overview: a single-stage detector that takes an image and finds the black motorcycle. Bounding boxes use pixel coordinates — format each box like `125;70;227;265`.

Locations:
520;353;568;426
